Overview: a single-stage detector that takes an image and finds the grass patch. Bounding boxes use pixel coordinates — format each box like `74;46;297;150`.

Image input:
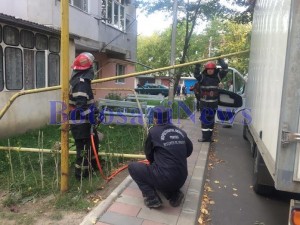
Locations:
0;96;195;211
162;96;196;119
0;124;145;211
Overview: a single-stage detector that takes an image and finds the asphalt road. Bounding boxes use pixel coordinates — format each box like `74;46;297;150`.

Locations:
203;123;296;225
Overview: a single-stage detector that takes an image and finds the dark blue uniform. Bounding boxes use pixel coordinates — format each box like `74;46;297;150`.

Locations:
194;59;228;141
69;68;99;179
128;112;193;207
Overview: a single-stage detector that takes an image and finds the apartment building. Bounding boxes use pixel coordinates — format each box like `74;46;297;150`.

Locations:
0;0;138;138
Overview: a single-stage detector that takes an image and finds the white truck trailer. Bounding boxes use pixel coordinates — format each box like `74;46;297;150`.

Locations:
242;0;300;224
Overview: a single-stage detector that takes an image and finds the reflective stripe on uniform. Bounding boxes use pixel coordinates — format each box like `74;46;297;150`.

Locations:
72;92;89;99
200;98;218;102
201;86;219;89
81;108;91;116
202;128;213;132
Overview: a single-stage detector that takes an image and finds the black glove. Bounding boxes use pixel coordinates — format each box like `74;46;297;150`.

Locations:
195;63;201;69
217;58;228;70
194;64;201;77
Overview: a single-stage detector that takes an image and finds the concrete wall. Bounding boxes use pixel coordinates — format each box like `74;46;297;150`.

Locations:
93;54;136;100
0;90;61;139
1;0;137;62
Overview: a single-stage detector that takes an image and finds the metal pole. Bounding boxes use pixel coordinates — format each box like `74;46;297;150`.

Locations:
168;0;178;102
0;146;146;159
60;0;70;192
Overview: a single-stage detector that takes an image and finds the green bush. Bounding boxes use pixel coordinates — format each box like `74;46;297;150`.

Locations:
105;92;122;100
162;96;196;119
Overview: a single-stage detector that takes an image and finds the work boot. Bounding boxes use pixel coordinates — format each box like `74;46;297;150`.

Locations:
144;195;162;208
169;190;184;207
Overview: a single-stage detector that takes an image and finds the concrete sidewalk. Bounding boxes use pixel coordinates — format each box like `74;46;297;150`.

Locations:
81;117;210;225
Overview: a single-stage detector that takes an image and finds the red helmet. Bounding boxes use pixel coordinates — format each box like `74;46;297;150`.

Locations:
71;52;95;70
204;61;216;69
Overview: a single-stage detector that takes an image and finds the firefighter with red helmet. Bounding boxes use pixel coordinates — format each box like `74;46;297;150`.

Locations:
194;59;228;142
69;52;103;180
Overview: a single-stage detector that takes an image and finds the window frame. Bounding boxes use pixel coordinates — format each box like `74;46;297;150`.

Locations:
69;0;89;12
5;47;23;90
115;64;125;84
48;53;60;87
102;0;126;31
3;25;20;46
0;46;3;91
36;51;46;88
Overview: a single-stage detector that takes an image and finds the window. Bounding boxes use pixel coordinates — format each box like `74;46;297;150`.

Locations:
234;72;246;95
36;51;46;88
0;25;2;43
70;0;88;12
116;64;125;83
48;53;60;87
36;34;48;50
102;0;126;31
20;30;34;49
3;25;19;46
49;37;60;53
24;49;35;90
5;47;23;90
0;24;61;91
0;46;3;91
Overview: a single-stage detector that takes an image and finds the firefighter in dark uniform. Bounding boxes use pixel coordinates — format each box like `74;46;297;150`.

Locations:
128;106;193;208
69;52;103;180
194;59;228;142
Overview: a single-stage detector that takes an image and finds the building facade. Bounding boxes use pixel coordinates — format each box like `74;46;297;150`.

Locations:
0;0;138;138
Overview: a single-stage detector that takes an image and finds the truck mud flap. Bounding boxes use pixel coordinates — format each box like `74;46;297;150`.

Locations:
253;149;276;196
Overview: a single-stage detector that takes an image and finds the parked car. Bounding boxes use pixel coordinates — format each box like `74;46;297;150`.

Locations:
134;84;169;97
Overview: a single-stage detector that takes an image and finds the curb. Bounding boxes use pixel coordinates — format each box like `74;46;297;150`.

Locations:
80;176;133;225
177;142;210;225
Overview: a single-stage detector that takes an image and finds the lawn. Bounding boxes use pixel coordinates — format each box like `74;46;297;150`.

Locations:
0;96;196;210
0;123;145;210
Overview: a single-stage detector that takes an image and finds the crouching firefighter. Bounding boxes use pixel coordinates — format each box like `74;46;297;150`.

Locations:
194;59;228;142
128;106;193;208
69;52;104;180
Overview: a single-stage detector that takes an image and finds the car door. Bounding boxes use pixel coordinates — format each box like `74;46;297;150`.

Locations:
215;67;247;126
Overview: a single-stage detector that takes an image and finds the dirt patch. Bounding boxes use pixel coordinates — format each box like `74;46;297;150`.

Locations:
0;170;129;225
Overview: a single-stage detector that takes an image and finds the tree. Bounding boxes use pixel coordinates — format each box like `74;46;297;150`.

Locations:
137;18;251;76
233;0;256;23
199;18;251;73
136;0;250;98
